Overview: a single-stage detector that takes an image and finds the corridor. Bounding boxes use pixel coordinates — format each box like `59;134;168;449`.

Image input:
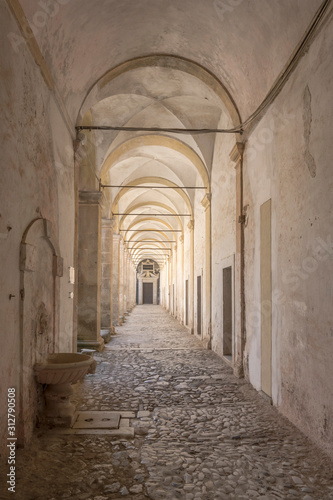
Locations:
5;307;333;500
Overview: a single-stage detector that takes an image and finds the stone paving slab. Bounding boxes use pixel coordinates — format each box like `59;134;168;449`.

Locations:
1;305;332;500
73;411;121;429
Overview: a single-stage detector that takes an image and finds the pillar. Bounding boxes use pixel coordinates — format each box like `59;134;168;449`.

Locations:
188;219;194;333
130;264;136;307
172;244;177;316
230;143;245;378
153;278;158;305
100;218;114;335
118;239;125;324
138;277;143;305
77;191;104;351
179;234;184;324
112;234;121;326
201;193;212;347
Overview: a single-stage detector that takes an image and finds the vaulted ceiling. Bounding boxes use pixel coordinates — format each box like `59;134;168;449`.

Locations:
18;0;323;265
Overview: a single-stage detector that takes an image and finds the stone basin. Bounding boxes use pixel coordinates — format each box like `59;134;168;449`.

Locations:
34;353;93;385
34;353;94;427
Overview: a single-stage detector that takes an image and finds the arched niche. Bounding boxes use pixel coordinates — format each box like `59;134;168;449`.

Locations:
19;218;63;445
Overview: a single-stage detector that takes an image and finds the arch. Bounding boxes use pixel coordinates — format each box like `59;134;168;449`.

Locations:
19;218;63;446
119;202;183;230
100;135;209;190
126;233;174;246
121;217;179;241
78;54;241;128
111;177;194;216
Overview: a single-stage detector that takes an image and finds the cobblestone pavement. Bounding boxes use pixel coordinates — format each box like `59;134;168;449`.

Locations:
2;306;333;500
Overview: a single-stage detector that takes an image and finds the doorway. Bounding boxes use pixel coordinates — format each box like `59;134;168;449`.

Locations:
185;279;189;326
197;275;202;336
143;282;153;304
223;266;233;358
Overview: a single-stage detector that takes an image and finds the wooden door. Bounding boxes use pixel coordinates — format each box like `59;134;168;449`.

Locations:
143;282;153;304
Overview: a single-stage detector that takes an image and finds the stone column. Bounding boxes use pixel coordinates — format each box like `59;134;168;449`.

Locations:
179;234;184;324
122;248;127;317
127;255;134;311
230;143;245;378
173;244;177;317
138;277;143;305
112;234;121;326
130;262;136;310
188;219;194;333
201;193;212;348
124;253;129;313
118;239;125;324
77;191;104;351
153;278;158;305
100;219;114;338
132;265;137;308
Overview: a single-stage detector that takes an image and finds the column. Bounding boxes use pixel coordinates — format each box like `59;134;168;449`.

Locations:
77;191;104;351
130;262;136;309
188;219;194;333
118;239;124;324
100;218;114;339
153;278;158;305
138;277;143;305
173;243;177;317
112;234;121;326
179;234;184;324
201;193;212;348
230;142;245;378
132;265;137;308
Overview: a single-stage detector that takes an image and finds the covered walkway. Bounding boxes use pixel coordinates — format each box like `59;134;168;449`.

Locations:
5;306;333;500
2;0;333;472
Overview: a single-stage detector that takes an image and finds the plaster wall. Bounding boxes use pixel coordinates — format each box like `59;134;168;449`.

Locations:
0;3;75;456
211;132;236;358
50;98;76;352
243;17;333;457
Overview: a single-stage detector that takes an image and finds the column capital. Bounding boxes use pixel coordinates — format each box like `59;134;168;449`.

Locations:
229;142;244;164
179;234;184;244
79;191;103;205
187;219;194;232
201;193;212;211
101;218;115;229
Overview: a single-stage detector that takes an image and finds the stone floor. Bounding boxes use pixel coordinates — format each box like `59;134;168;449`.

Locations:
2;305;333;500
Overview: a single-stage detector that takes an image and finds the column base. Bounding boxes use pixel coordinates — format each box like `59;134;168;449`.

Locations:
100;329;112;343
103;325;116;335
43;383;76;427
233;359;244;379
77;337;105;352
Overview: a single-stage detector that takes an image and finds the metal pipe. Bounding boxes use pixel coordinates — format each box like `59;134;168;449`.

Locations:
103;185;206;190
127;247;172;250
119;229;182;232
76;125;242;134
124;240;176;243
114;213;191;216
